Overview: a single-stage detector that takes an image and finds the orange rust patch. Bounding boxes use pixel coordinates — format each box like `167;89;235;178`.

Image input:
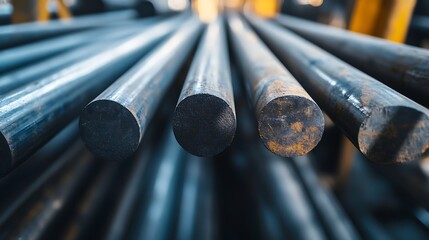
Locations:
266;140;306;156
290;122;303;132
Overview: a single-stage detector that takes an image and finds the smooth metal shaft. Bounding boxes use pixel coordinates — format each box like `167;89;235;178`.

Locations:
80;16;204;161
0;16;181;175
227;14;324;157
0;10;137;49
173;16;235;157
276;14;429;106
248;14;429;164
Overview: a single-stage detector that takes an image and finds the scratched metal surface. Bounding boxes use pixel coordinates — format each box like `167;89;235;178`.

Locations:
80;15;203;161
228;13;324;157
0;16;178;175
276;14;429;107
172;16;236;157
249;14;429;164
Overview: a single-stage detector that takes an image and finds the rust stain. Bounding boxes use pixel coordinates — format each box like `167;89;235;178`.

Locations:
290;122;303;132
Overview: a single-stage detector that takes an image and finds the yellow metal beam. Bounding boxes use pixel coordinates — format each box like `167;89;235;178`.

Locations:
349;0;416;43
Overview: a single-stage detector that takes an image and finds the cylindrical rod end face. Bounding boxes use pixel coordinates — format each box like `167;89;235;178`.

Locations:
79;100;141;161
172;94;236;157
0;133;12;177
258;96;325;157
358;106;429;164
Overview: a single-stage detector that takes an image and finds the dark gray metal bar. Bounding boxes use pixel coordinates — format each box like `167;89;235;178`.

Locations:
0;143;95;240
0;9;137;49
130;130;186;240
276;14;429;106
247;14;429;164
59;160;125;240
0;16;182;176
80;16;204;161
227;14;324;157
104;146;152;240
172;16;235;157
0;120;77;209
247;146;327;240
292;155;360;240
0;42;112;95
0;17;158;74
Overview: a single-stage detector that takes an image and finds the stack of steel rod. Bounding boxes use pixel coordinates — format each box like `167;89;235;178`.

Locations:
0;8;429;240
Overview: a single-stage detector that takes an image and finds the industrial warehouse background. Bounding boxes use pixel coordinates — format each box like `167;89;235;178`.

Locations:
0;0;428;239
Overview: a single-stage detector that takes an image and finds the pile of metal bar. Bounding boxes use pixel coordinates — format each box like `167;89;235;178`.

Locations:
0;8;429;240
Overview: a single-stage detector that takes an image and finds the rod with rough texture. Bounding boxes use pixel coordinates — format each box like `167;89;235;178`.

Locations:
80;16;204;161
227;14;324;157
248;14;429;164
0;17;181;175
172;17;235;157
276;14;429;106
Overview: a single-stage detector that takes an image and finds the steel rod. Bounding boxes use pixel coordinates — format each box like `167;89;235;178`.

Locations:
276;14;429;106
130;130;186;240
0;143;95;240
0;9;137;49
172;16;235;157
227;14;324;157
80;16;204;161
247;14;429;164
0;41;116;95
0;17;158;73
292;155;359;240
0;16;181;175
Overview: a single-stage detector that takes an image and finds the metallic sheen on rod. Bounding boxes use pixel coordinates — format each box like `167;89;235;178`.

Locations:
172;16;236;157
0;10;137;49
248;14;429;164
276;14;429;106
227;14;324;157
80;16;204;161
0;17;180;175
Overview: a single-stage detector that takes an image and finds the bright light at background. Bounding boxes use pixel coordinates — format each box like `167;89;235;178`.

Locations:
168;0;189;11
296;0;324;7
193;0;219;23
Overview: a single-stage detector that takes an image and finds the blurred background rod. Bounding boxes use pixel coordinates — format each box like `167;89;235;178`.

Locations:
0;9;137;49
0;143;95;240
291;155;360;240
80;16;204;161
227;13;324;157
0;16;159;73
172;16;236;157
247;14;429;164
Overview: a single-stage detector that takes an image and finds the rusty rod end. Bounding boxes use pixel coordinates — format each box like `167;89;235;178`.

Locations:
358;106;429;164
258;96;325;157
79;100;141;161
172;94;236;157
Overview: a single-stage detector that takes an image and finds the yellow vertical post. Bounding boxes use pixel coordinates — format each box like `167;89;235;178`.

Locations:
193;0;220;22
56;0;72;20
249;0;281;18
37;0;50;22
349;0;416;43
